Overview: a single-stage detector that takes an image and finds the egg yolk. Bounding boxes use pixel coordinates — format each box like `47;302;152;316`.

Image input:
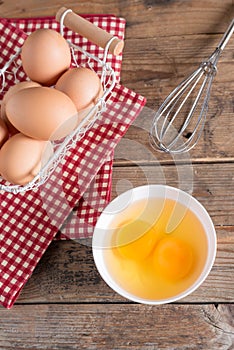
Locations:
153;237;193;281
116;220;158;261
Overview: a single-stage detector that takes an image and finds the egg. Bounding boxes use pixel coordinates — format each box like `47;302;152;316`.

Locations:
0;133;53;185
1;80;41;135
21;28;71;86
76;105;99;127
0;116;8;149
5;86;78;141
55;67;103;111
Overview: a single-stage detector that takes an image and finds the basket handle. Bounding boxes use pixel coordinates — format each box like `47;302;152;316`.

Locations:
56;7;124;56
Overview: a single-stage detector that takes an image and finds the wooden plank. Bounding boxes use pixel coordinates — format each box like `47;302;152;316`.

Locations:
1;0;233;38
17;224;233;304
111;163;234;226
1;1;233;160
14;162;233;304
119;33;234;161
0;2;232;350
2;1;233;90
122;36;234;96
114;90;234;163
0;304;233;349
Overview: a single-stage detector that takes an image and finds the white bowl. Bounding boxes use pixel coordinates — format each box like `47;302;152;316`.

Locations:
92;185;217;304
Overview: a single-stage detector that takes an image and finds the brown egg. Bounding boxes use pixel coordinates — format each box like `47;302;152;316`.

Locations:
5;87;78;141
1;80;41;135
0;116;8;149
55;67;103;111
0;133;53;185
21;29;71;86
76;105;99;128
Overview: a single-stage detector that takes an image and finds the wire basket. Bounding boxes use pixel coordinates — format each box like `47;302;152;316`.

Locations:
0;8;123;194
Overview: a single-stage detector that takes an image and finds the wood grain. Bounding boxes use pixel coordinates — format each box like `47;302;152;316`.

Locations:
114;89;234;162
1;0;233;161
0;1;233;349
111;163;234;226
13;161;233;304
16;224;234;304
1;0;233;33
0;304;233;349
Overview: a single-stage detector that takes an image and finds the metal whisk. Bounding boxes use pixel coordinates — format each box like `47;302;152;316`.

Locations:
150;19;234;154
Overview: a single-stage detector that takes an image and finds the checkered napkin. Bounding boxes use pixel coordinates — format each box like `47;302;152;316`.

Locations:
57;151;114;240
0;16;146;308
1;14;125;91
1;14;126;241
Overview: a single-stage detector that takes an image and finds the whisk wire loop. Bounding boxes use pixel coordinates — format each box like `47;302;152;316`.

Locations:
165;72;209;152
150;19;233;153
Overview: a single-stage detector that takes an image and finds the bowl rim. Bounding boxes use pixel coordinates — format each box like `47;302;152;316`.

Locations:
92;184;217;304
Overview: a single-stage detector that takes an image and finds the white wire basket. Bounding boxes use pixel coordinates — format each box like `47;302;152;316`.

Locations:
0;8;123;194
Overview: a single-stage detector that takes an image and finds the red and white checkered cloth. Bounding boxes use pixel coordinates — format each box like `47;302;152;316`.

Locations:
0;15;146;308
57;151;114;240
0;14;125;241
1;14;125;95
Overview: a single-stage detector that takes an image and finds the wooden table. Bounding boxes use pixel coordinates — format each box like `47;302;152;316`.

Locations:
0;1;233;349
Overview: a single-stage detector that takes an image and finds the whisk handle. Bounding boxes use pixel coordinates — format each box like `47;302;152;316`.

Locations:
217;18;234;51
56;7;124;55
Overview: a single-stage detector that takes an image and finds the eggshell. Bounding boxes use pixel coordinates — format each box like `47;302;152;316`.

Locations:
76;105;99;128
0;116;8;149
1;80;41;135
0;133;53;185
5;87;78;141
21;29;71;86
55;67;103;111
